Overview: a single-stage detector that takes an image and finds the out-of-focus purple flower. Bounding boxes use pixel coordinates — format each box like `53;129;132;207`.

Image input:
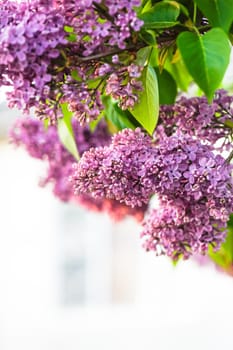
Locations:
10;116;147;222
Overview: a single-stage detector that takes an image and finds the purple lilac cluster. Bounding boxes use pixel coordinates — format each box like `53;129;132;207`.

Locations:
141;128;233;259
1;0;143;124
159;90;233;151
141;198;228;260
10;117;146;221
71;128;158;207
62;81;104;126
72;126;233;259
105;63;143;110
0;0;67;119
62;0;143;55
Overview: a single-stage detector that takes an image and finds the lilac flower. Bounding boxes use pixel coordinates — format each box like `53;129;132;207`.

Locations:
139;128;233;259
159;91;233;151
8;24;26;45
0;1;67;116
71;128;158;207
105;65;143;110
0;0;143;124
72;125;233;259
63;83;103;125
141;198;228;260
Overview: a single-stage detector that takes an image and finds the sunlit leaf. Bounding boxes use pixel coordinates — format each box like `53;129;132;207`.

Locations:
102;96;137;131
57;103;80;161
130;66;159;135
195;0;233;32
177;28;231;101
139;1;180;29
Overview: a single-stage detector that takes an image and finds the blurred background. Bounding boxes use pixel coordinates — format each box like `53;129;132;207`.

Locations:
1;64;233;350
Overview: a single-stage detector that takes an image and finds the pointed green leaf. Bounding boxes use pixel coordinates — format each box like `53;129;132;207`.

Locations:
177;28;231;101
130;66;159;135
139;0;153;14
139;1;180;29
57;103;80;161
164;54;192;91
155;68;177;104
195;0;233;32
139;29;157;46
102;96;137;131
89;112;104;132
135;46;153;66
43;118;49;130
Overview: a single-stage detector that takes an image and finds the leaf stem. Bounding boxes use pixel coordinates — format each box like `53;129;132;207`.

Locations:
193;3;197;24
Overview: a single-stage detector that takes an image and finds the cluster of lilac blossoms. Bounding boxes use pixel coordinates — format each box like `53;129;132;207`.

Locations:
0;0;67;117
10;117;147;222
72;119;233;259
72;128;157;207
1;0;143;124
141;128;233;259
159;90;233;151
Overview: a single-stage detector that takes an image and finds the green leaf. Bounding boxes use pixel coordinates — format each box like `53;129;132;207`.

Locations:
222;215;233;262
130;66;159;135
164;53;192;91
139;29;157;46
43;118;49;130
135;46;158;67
89;112;104;132
195;0;233;32
57;103;80;161
209;214;233;268
208;248;228;268
154;68;177;104
66;33;77;42
139;1;180;29
158;46;170;72
87;77;103;89
135;46;152;66
140;0;153;14
64;26;74;33
178;3;189;18
102;96;137;131
148;46;159;67
177;28;231;101
71;70;82;82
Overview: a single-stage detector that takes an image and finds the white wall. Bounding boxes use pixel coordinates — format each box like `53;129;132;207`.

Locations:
0;143;233;350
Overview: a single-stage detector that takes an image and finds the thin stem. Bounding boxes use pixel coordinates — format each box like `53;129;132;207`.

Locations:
197;25;212;31
226;149;233;163
193;3;197;24
93;2;114;23
75;44;144;63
